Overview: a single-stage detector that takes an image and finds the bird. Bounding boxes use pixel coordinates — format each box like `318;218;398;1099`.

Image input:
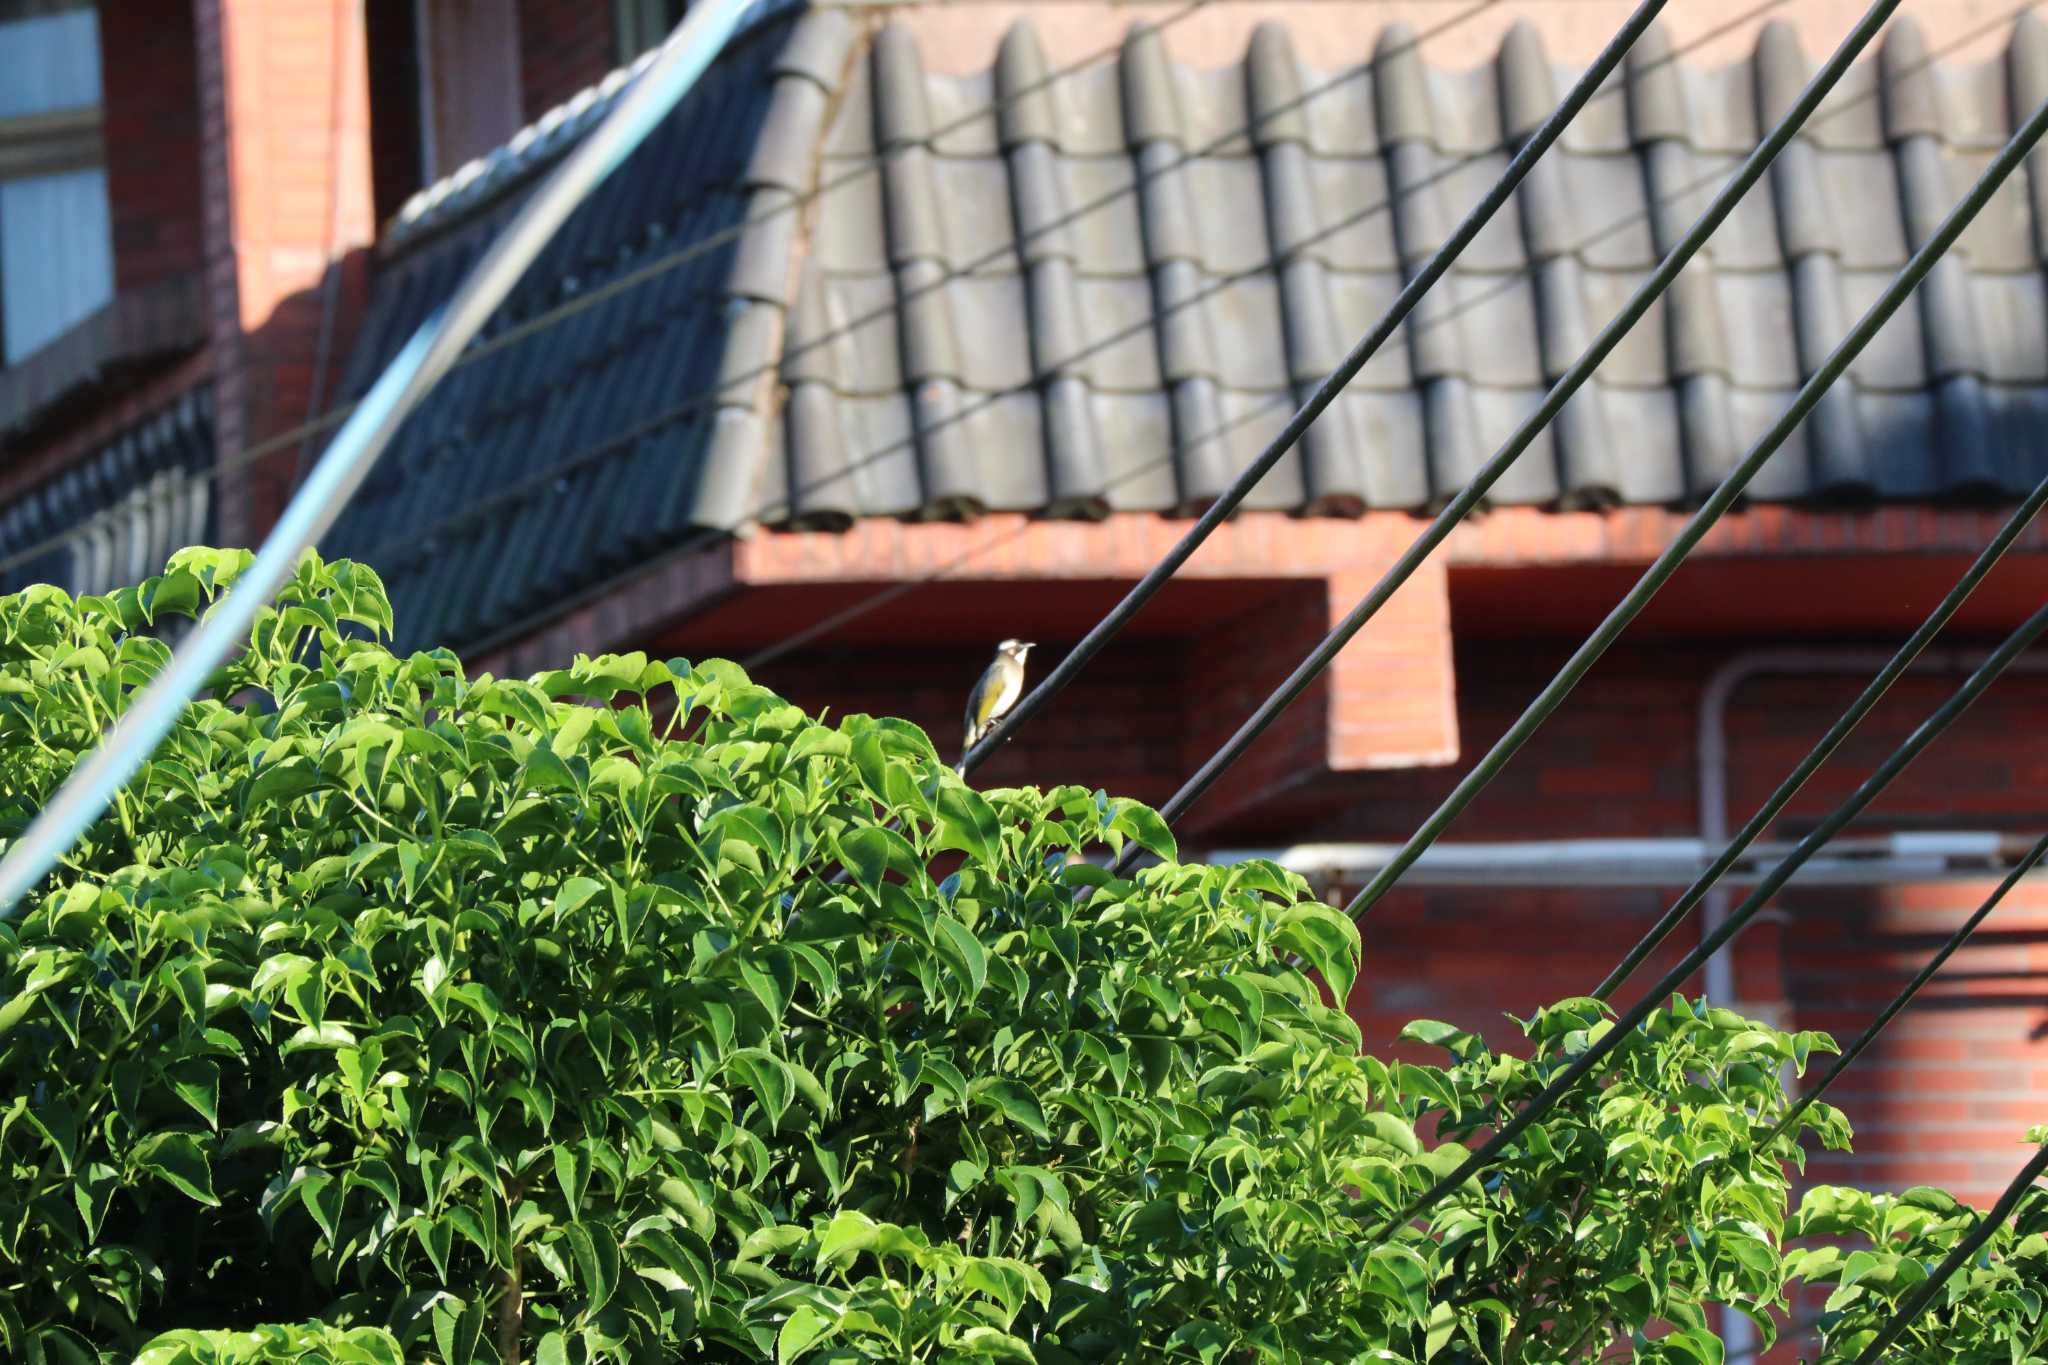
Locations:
962;638;1034;762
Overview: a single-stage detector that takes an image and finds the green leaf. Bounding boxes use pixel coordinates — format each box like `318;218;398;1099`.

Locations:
133;1131;220;1207
816;1210;878;1270
551;876;606;923
1108;798;1177;862
1275;903;1360;1001
166;1058;220;1128
729;1048;795;1129
979;1079;1050;1141
931;782;1001;864
834;825;921;898
933;914;989;999
777;1305;836;1363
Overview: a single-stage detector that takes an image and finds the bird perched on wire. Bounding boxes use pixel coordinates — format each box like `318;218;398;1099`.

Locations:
961;639;1034;767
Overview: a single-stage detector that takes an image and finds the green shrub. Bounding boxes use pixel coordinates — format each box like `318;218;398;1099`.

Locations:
0;550;2042;1364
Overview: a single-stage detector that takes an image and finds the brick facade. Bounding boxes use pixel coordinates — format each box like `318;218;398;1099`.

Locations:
1330;640;2048;1212
195;0;377;547
100;2;205;294
517;0;616;120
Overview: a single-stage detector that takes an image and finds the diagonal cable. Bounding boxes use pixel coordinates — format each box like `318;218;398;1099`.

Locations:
1335;82;2048;1240
1758;832;2048;1149
1846;1140;2048;1363
1112;0;1914;868
953;0;1675;775
1592;470;2048;1001
1358;600;2048;1251
0;0;766;916
1334;44;2046;921
735;3;2033;676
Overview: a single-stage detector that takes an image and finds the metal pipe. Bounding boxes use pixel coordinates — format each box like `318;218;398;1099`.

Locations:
1203;832;2047;886
1696;648;2048;1004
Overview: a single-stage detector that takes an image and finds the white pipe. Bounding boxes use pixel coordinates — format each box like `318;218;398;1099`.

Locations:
1203;832;2042;886
1694;648;2048;1006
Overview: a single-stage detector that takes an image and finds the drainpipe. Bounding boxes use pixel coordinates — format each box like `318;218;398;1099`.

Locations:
1696;644;2048;1365
1694;646;2048;1006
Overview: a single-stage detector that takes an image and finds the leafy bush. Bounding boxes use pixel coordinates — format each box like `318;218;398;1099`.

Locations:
0;550;2041;1364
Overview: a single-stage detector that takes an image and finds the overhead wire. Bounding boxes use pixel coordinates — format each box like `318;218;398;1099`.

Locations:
0;0;769;916
1357;599;2048;1250
1332;16;2048;918
1121;0;1915;861
1846;1140;2048;1363
734;2;2031;675
952;0;1675;774
1758;831;2048;1149
1590;467;2048;1002
1315;71;2048;1250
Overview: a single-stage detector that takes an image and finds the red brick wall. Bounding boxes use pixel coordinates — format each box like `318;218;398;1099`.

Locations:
195;0;377;546
519;0;615;119
365;0;426;226
745;637;1190;807
101;1;204;293
1318;638;2048;1211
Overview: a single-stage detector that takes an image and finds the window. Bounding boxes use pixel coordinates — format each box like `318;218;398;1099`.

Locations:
616;0;687;63
0;1;111;367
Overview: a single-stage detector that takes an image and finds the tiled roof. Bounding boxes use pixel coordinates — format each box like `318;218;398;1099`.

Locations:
0;387;215;599
327;7;2048;651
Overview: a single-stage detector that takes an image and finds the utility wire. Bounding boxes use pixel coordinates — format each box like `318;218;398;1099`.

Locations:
1341;93;2048;1243
1759;831;2048;1148
1358;600;2048;1251
0;0;1517;591
1125;0;1913;864
1334;23;2048;920
735;1;2030;673
953;0;1675;775
0;0;766;916
1847;1140;2048;1364
1591;468;2048;1001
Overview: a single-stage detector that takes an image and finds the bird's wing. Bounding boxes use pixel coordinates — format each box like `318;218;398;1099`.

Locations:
965;658;1008;731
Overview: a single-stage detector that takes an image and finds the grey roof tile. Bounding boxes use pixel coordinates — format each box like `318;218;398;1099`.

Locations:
993;23;1055;152
1300;64;1379;158
1302;155;1401;269
1061;158;1147;273
1624;23;1687;145
327;5;2048;651
927;69;1000;156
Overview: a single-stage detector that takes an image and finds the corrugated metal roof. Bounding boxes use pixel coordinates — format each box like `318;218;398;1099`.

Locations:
326;7;2048;651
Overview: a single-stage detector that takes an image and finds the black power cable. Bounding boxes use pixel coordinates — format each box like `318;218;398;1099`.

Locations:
953;0;1676;776
1359;600;2048;1250
1847;1139;2048;1363
1593;470;2048;1002
1759;831;2048;1148
1132;0;1911;852
1335;73;2048;921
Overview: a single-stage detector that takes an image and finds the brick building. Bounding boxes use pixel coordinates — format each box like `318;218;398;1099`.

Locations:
3;1;2047;1343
